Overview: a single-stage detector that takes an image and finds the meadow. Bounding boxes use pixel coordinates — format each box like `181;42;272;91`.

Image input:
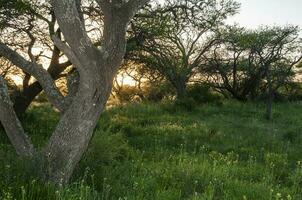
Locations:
1;101;302;200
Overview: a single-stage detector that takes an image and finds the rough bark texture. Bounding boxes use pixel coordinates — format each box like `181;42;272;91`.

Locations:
0;0;149;185
0;42;67;112
0;76;34;156
13;47;71;117
40;0;149;184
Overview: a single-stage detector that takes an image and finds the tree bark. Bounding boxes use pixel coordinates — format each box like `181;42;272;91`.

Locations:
171;74;188;100
266;69;273;120
44;68;113;183
13;61;71;117
40;0;149;184
0;0;149;185
0;76;34;156
13;44;71;117
175;81;187;99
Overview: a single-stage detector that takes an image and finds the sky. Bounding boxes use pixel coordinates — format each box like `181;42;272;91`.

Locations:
227;0;302;29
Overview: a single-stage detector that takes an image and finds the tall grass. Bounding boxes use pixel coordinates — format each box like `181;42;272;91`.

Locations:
1;101;302;199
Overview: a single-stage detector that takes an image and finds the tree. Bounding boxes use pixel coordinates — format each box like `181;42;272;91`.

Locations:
203;26;266;100
203;26;302;119
112;60;169;103
128;0;239;99
203;26;302;101
0;0;74;117
0;0;148;184
253;26;302;120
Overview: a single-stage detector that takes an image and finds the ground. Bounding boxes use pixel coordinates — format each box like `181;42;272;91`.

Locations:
1;101;302;200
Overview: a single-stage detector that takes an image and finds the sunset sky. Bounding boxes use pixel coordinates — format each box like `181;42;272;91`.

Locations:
228;0;302;29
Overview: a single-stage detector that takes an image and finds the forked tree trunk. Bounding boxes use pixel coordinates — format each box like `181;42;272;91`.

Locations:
44;68;114;183
42;0;149;184
0;0;149;185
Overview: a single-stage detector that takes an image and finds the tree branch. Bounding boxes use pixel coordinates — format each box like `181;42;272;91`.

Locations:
0;75;35;156
0;42;67;111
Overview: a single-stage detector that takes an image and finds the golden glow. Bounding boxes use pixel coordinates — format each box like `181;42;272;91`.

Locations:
116;74;137;86
8;75;23;86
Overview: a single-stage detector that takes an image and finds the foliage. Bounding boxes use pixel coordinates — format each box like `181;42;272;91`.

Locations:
143;81;175;102
286;83;302;101
114;81;175;104
127;0;240;98
187;83;223;104
203;25;302;101
113;85;143;103
1;102;302;199
0;0;31;29
172;97;197;112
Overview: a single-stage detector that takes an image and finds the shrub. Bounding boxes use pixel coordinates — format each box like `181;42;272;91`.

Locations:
187;83;223;104
173;97;197;112
285;82;302;101
113;82;174;104
144;82;174;102
114;85;143;103
80;131;132;168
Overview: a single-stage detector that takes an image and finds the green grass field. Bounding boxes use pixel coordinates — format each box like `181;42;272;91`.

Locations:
1;101;302;199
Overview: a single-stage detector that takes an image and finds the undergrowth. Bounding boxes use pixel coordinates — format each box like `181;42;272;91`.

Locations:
1;101;302;199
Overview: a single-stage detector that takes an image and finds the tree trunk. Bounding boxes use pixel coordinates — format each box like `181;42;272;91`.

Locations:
0;0;149;185
13;81;43;117
13;60;71;117
43;67;114;184
175;80;187;100
43;0;143;183
0;76;34;156
266;70;273;120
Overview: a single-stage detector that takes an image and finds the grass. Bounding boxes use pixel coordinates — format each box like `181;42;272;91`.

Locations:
1;101;302;199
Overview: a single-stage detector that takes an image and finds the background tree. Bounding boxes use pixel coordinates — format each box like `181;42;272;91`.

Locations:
127;0;240;99
203;25;302;119
0;0;74;117
203;26;302;102
112;61;171;103
253;26;302;119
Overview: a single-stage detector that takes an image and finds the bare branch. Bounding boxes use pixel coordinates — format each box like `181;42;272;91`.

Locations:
52;36;81;69
0;42;67;111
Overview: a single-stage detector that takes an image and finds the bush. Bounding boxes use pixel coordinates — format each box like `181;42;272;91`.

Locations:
253;82;302;102
187;83;223;104
114;85;143;103
144;82;174;102
83;131;132;166
114;81;175;104
173;97;197;112
285;82;302;101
